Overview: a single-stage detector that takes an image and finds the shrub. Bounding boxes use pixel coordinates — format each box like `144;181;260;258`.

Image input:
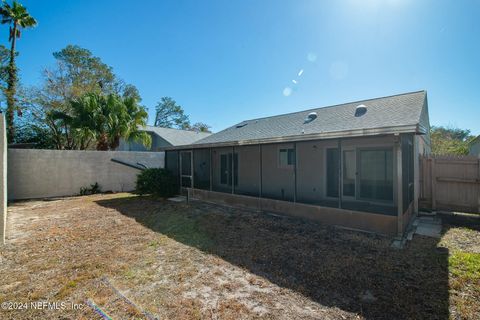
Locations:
79;182;102;196
136;168;178;197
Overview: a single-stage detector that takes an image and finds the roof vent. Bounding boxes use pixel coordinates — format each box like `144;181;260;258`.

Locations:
304;112;317;124
236;122;248;128
355;104;367;117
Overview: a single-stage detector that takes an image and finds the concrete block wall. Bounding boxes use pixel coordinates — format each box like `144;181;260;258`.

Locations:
8;149;164;200
0;114;6;244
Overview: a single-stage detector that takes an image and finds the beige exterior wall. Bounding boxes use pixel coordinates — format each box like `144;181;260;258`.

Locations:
8;149;164;200
235;145;260;196
261;143;295;201
296;140;325;203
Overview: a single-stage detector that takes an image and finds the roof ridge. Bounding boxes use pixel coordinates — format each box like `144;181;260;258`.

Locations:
144;125;210;134
239;90;427;123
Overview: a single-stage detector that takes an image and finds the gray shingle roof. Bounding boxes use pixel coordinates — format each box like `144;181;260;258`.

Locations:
142;126;211;146
193;91;428;146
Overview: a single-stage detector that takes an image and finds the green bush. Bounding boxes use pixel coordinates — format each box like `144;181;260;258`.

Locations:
79;182;102;195
136;168;178;197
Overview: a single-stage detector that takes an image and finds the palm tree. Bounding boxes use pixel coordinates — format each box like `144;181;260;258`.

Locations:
66;92;151;151
110;95;151;150
0;0;37;142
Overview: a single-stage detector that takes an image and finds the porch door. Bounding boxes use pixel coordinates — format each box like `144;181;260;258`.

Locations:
180;151;193;195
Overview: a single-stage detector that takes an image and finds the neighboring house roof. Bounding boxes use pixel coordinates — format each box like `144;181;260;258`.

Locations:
163;90;429;150
142;125;212;146
469;135;480;146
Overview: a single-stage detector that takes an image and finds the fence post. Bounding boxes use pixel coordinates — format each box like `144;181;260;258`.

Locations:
431;157;436;211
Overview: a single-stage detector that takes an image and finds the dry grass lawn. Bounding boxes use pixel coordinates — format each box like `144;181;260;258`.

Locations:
0;193;479;319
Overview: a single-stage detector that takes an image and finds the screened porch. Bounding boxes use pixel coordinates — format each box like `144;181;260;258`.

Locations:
165;134;415;218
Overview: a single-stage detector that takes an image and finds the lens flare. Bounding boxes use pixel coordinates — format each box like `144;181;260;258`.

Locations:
283;87;292;96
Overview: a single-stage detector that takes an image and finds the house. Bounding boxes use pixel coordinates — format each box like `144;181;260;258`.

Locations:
117;125;211;151
163;91;431;236
469;136;480;156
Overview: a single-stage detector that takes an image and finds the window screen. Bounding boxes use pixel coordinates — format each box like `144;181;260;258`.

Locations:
343;150;355;197
193;149;210;190
359;149;393;202
279;148;295;167
218;152;237;187
402;134;414;211
326;148;339;198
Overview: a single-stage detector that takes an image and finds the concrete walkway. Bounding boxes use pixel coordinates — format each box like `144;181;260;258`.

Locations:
413;216;442;238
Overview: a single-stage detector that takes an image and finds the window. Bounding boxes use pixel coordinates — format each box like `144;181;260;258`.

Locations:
279;148;295;167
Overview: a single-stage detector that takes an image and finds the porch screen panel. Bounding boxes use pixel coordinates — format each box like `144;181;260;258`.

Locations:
359;149;393;202
180;151;192;188
212;147;234;193
343;150;355;197
165;151;179;192
180;152;191;176
402;134;414;211
326;148;339;198
234;145;260;197
261;144;295;202
296;141;324;205
193;149;210;190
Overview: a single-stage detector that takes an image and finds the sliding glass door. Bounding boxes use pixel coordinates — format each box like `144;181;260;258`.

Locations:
326;147;394;204
358;149;393;202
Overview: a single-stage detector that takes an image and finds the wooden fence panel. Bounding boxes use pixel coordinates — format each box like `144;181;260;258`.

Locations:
419;155;480;213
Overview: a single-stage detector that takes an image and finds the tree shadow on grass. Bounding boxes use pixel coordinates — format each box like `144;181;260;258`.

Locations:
96;195;450;320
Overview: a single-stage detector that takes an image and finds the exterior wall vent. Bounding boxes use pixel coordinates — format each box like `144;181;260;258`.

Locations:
355;104;367;117
304;112;317;124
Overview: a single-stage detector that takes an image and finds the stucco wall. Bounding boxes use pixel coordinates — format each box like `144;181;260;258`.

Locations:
0;114;6;244
261;143;295;201
296;140;326;204
235;145;260;196
8;149;164;200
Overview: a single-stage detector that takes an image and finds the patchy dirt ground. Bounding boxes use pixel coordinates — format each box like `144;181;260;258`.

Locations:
0;193;478;319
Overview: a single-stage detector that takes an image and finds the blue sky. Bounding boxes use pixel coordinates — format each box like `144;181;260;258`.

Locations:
9;0;480;134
